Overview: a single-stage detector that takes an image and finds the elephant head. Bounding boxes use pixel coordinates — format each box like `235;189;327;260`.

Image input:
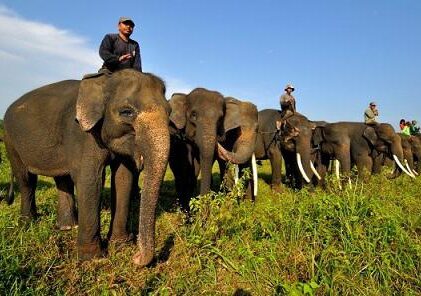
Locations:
278;113;319;183
76;69;171;266
363;123;414;178
409;135;421;174
169;89;258;195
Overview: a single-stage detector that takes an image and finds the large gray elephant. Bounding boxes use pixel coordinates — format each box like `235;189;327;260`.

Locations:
168;89;258;210
254;110;320;191
312;122;414;180
3;69;170;266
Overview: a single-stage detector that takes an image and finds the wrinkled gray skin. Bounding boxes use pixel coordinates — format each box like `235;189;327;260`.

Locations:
168;89;258;210
254;110;317;191
3;69;170;266
313;122;406;181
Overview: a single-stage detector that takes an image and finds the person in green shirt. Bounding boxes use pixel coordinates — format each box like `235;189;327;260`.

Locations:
400;119;411;136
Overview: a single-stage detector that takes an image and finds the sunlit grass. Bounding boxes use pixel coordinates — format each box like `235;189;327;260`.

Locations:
0;141;420;295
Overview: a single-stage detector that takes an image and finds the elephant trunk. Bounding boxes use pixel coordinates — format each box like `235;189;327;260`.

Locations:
132;107;170;266
217;128;257;164
198;131;218;195
295;137;314;183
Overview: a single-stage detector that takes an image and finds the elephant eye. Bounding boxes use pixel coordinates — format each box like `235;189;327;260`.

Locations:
190;111;197;121
119;107;136;118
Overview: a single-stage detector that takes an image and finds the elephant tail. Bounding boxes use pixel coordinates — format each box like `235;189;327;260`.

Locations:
5;173;15;205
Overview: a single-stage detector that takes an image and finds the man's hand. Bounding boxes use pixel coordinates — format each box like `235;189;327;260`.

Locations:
119;53;132;62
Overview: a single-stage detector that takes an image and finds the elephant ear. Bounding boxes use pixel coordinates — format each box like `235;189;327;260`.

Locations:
224;97;243;132
76;74;109;131
312;127;324;146
363;126;378;145
169;93;187;129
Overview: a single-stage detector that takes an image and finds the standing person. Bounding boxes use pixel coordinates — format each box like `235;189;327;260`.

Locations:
99;17;142;73
279;84;296;118
364;102;379;124
400;119;411;136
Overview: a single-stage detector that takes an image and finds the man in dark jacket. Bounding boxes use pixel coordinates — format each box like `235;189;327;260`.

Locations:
99;17;142;73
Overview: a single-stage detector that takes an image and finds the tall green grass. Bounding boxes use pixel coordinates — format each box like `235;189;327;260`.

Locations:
0;141;420;295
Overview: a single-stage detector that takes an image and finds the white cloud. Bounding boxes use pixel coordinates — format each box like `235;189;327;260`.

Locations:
164;77;193;99
0;6;193;117
0;6;102;117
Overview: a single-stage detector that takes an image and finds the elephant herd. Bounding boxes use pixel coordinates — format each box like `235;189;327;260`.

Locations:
1;69;419;266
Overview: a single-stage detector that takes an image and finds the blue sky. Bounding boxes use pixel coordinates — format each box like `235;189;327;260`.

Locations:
0;1;420;129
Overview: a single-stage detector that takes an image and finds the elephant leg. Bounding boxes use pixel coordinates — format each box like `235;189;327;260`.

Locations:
5;145;37;222
75;162;105;261
316;154;330;189
240;162;254;200
169;145;196;212
268;148;283;191
54;175;78;230
18;172;38;223
219;159;236;189
355;155;372;181
108;160;134;243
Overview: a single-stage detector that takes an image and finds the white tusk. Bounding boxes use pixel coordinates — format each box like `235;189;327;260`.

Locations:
393;155;415;179
234;164;239;184
412;169;419;176
296;153;311;183
310;160;321;180
335;159;342;190
335;159;340;180
404;160;416;178
251;153;258;197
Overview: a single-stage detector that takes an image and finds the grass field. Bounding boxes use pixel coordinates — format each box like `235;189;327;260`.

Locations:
0;140;420;295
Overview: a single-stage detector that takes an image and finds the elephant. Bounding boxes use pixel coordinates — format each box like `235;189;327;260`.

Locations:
386;134;420;178
312;122;414;181
3;69;170;266
254;109;320;191
410;135;421;174
168;89;258;210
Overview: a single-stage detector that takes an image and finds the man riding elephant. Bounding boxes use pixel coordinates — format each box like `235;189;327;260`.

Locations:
277;83;297;130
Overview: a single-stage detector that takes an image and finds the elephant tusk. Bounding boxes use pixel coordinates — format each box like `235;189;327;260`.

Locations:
310;160;321;180
251;153;258;197
404;160;416;178
412;169;419;176
393;155;415;179
234;164;239;185
334;159;342;190
296;153;311;183
335;159;340;180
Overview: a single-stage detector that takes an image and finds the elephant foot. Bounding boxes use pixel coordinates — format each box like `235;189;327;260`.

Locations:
271;184;283;193
109;233;134;245
133;248;154;267
57;224;78;231
57;215;78;231
77;240;104;261
18;213;39;227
